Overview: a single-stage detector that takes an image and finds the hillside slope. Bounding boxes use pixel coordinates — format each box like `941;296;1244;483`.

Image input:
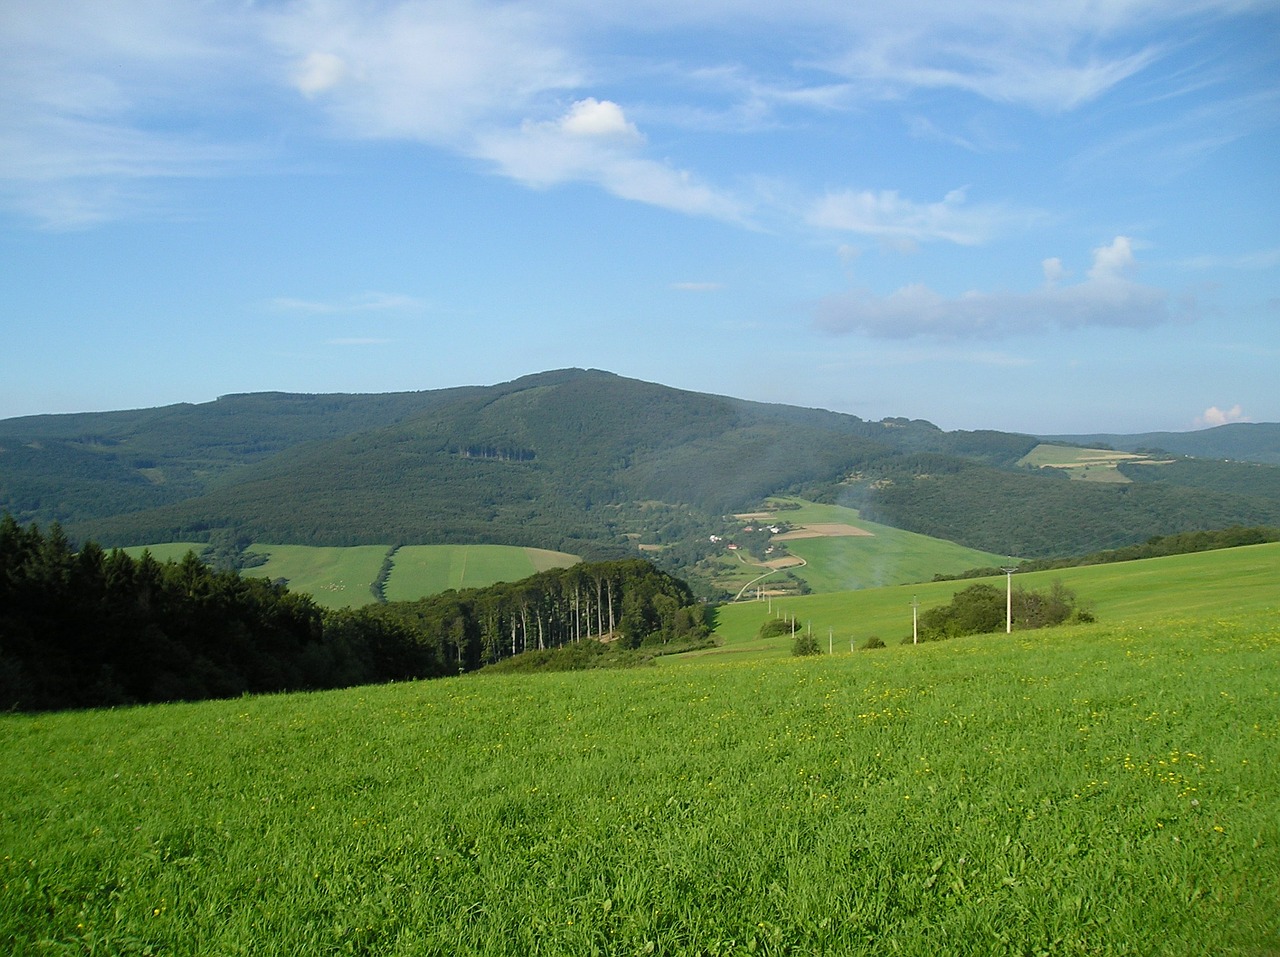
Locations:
3;369;1279;569
1045;422;1280;465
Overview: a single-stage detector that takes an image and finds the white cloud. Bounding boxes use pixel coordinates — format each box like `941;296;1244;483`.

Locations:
268;1;578;143
558;98;641;141
1087;235;1137;280
815;236;1186;338
0;0;1266;227
293;52;349;97
1194;404;1248;427
1042;257;1068;283
475;99;746;221
808;185;1029;246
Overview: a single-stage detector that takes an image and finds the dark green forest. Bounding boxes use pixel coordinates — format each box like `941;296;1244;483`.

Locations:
4;370;1279;582
842;454;1280;557
0;516;709;712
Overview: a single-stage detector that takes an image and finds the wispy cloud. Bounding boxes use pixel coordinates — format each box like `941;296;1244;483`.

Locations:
0;0;264;227
1068;84;1280;180
474;98;747;222
671;281;724;292
0;0;1267;227
815;236;1190;338
1181;247;1280;271
266;0;578;143
808;185;1034;246
268;292;425;314
826;32;1162;113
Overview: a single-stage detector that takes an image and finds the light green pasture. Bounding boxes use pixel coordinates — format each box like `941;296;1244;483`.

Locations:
248;544;391;609
123;543;580;609
738;497;1010;594
1016;443;1174;483
3;605;1278;954
122;542;207;563
701;541;1280;660
384;545;578;601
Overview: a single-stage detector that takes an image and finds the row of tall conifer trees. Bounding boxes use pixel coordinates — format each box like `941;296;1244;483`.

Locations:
0;515;708;711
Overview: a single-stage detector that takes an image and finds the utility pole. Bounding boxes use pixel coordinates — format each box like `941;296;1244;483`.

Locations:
912;596;919;645
1002;566;1017;634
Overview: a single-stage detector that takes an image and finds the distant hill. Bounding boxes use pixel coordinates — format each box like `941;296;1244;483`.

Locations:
3;369;1279;588
1044;422;1280;465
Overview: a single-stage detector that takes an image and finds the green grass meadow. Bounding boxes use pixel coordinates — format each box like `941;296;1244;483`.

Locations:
248;544;393;609
122;543;209;564
716;499;1009;596
3;545;1280;955
1015;444;1170;484
705;542;1280;659
122;544;582;610
384;545;579;602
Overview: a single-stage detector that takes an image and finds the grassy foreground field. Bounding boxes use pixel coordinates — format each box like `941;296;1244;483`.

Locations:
705;542;1280;659
3;555;1279;954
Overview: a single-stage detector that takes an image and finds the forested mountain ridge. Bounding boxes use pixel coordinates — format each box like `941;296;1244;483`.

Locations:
3;368;1279;568
1045;422;1280;465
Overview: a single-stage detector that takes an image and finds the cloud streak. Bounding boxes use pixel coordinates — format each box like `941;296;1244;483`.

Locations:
815;236;1189;339
268;292;425;314
808;185;1032;246
475;99;746;221
2;0;1262;228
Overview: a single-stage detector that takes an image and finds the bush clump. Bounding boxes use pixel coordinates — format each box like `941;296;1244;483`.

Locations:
792;630;821;656
917;580;1093;642
757;617;793;639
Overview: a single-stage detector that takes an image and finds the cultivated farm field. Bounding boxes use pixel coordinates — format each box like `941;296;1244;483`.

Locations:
1017;444;1172;483
2;548;1278;954
714;498;1010;597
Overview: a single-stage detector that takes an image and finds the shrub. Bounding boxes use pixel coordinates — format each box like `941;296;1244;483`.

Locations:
918;579;1094;641
792;630;821;656
757;617;795;640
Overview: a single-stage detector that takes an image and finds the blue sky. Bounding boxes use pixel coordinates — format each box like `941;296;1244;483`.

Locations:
1;0;1277;434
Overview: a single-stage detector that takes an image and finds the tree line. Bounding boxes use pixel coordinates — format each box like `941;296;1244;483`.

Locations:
934;524;1280;581
0;515;710;712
